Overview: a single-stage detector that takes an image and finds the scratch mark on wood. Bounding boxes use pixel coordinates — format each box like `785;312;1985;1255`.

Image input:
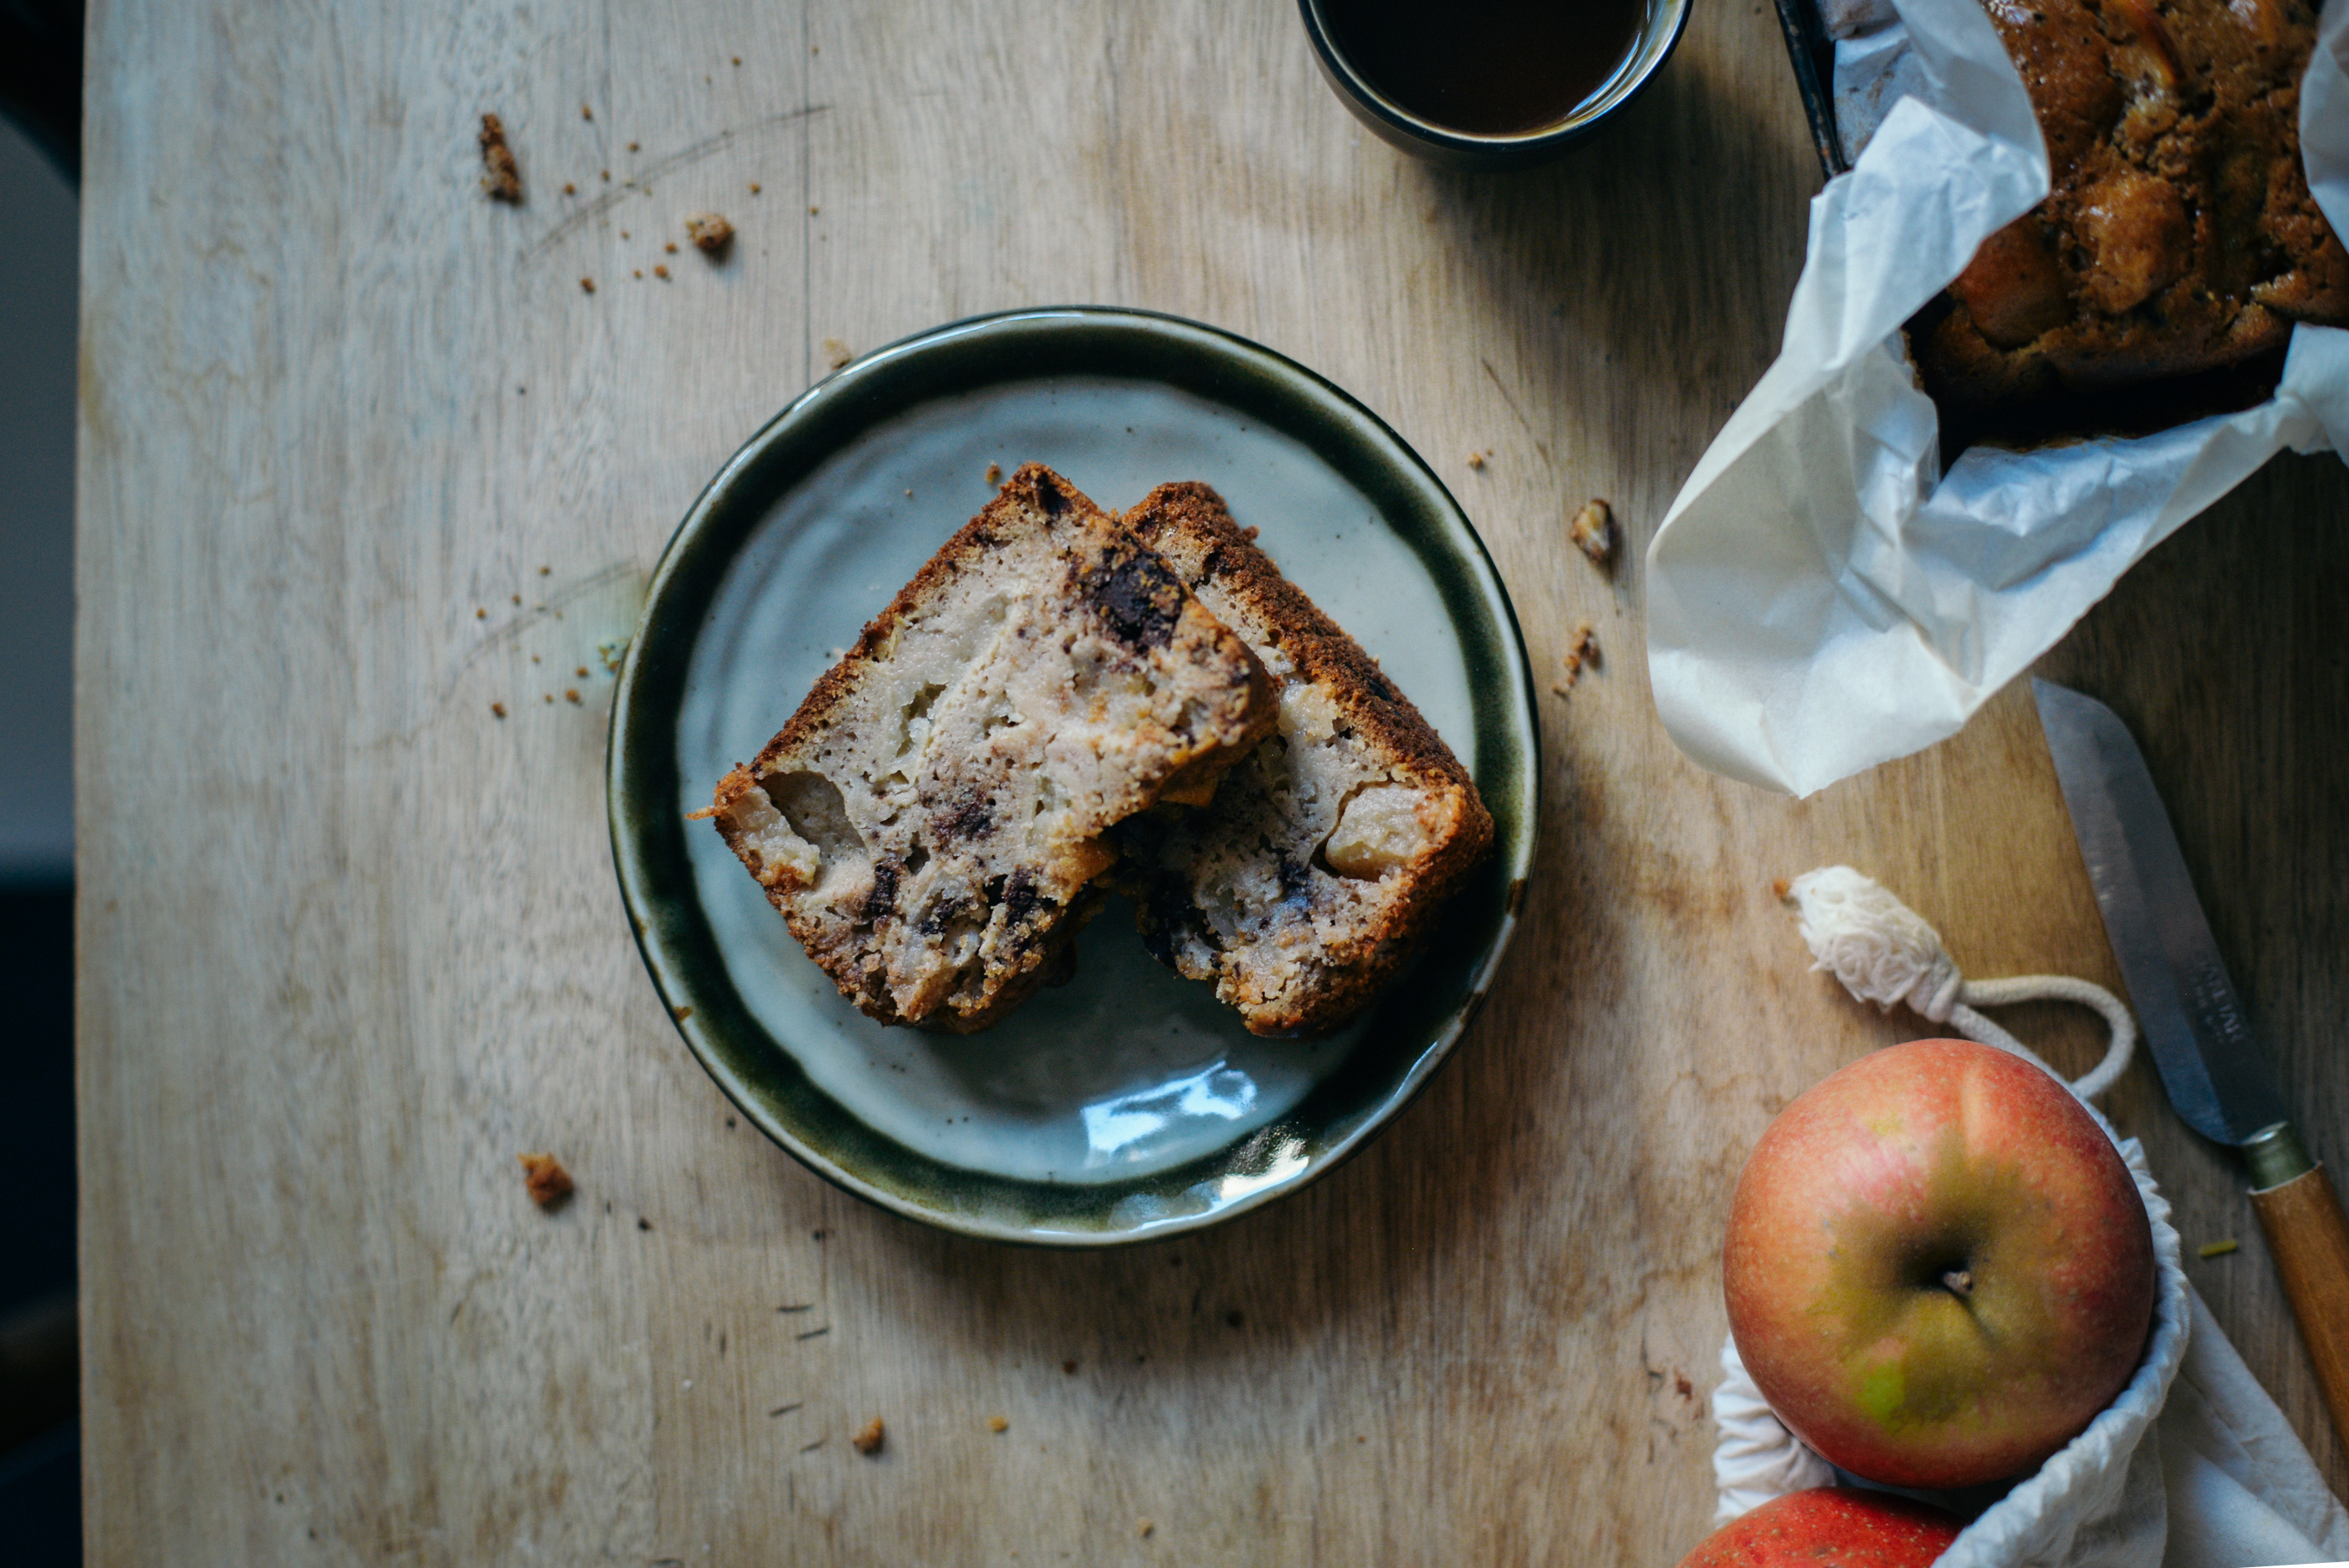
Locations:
795;1324;830;1342
768;1401;803;1418
1479;357;1554;468
451;560;645;691
446;1274;484;1326
526;105;832;261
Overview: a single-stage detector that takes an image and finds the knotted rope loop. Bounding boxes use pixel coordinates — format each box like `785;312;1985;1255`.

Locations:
1785;866;2136;1100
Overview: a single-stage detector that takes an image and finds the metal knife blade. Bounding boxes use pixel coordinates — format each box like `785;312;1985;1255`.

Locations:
2032;678;2291;1148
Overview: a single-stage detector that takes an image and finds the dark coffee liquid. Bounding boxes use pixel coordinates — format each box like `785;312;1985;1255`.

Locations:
1322;0;1648;136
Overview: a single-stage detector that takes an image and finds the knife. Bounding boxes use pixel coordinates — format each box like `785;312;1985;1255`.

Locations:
2034;678;2349;1448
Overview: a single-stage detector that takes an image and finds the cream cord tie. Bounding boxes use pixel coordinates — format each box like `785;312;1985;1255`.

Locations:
1786;866;2136;1101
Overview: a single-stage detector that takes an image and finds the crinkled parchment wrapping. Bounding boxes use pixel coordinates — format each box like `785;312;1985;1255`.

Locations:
1646;0;2349;797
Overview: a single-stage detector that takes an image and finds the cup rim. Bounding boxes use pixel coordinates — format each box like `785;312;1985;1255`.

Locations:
1297;0;1692;155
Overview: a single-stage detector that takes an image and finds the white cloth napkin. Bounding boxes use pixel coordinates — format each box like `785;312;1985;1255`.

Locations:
1645;0;2349;798
1711;1127;2349;1566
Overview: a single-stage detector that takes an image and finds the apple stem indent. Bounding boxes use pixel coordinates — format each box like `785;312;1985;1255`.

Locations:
1942;1268;1974;1298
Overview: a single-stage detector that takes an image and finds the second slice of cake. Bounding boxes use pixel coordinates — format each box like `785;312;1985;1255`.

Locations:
1117;482;1494;1037
710;465;1276;1033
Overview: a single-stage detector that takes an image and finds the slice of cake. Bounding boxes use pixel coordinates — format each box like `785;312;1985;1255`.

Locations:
1116;482;1494;1037
709;465;1277;1033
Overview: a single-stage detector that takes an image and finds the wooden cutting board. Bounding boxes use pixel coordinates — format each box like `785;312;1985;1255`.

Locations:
75;0;2349;1560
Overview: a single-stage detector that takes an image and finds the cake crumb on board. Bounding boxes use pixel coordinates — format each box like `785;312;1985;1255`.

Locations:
1771;877;1792;902
686;212;734;254
824;337;853;370
985;462;1004;486
477;114;522;203
985;1416;1009;1433
1568;498;1616;567
518;1152;573;1208
1551;622;1601;696
851;1417;885;1455
1138;1519;1155;1538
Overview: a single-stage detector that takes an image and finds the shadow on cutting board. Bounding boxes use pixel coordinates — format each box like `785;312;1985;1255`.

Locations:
0;884;81;1567
0;1;85;1552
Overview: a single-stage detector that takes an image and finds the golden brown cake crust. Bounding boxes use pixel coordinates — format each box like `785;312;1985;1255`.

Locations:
711;465;1276;1032
1135;486;1477;789
1118;482;1495;1037
1913;0;2349;447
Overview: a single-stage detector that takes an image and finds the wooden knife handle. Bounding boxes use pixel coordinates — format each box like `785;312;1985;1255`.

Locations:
2250;1161;2349;1450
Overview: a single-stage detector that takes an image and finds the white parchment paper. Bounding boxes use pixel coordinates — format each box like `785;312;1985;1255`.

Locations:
1647;0;2349;797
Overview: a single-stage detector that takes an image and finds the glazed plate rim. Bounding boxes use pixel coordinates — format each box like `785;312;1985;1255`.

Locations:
607;306;1541;1247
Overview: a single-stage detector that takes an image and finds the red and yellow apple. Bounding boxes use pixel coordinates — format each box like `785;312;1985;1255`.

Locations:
1676;1487;1963;1567
1723;1038;2155;1490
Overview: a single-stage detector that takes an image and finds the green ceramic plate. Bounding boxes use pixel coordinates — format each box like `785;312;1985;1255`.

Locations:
609;308;1539;1245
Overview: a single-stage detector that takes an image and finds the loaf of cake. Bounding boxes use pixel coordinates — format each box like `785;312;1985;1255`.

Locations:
1913;0;2348;446
708;465;1277;1033
1115;483;1494;1038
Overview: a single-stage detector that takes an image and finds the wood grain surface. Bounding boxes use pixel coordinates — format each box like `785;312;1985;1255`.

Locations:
74;0;2348;1561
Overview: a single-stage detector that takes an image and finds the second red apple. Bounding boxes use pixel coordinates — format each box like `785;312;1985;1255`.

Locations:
1675;1486;1963;1566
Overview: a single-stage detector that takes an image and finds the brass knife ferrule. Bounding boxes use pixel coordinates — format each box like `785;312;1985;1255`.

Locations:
2246;1122;2317;1192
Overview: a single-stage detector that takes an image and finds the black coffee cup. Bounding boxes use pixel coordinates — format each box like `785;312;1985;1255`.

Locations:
1299;0;1692;170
